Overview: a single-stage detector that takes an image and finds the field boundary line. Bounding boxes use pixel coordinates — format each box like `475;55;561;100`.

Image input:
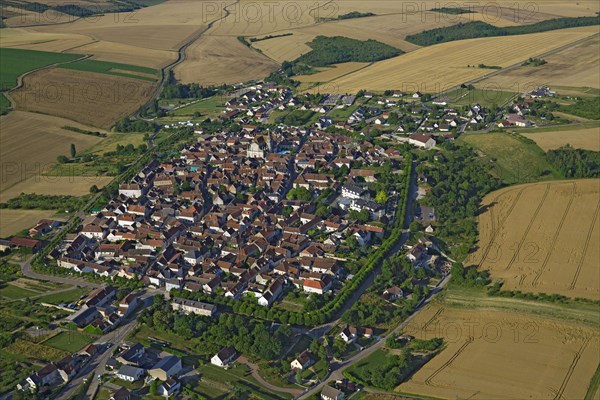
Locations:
424;337;474;386
554;337;591;399
532;182;577;287
477;188;524;267
505;183;550;271
569;199;600;290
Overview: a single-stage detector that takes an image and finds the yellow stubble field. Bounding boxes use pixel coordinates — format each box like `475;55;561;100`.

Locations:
0;111;107;195
479;36;600;91
522;126;600;152
0;209;62;237
325;26;599;93
397;299;600;400
173;35;279;84
469;180;600;300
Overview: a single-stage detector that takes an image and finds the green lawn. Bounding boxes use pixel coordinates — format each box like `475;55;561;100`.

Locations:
0;48;82;91
43;331;96;353
344;348;388;378
460;132;562;184
58;59;158;81
329;104;359;121
193;364;290;400
37;287;89;305
170;96;227;117
446;87;518;108
0;283;39;299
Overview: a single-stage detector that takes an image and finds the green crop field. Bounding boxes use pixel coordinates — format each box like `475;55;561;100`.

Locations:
446;87;518;108
0;283;38;300
0;48;82;91
460;132;562;184
43;331;96;353
59;60;158;81
37;287;89;305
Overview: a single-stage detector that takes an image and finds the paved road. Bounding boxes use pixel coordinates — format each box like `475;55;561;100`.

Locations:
55;292;155;400
20;258;101;289
297;274;451;400
238;356;303;397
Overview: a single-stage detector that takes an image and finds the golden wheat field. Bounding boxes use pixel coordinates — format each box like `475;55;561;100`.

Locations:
173;35;279;84
10;68;156;128
66;41;176;69
0;111;107;194
522;126;600;152
325;26;599;93
0;28;93;52
469;180;600;300
0;210;62;237
479;36;600;91
0;176;113;204
293;62;370;83
397;300;600;400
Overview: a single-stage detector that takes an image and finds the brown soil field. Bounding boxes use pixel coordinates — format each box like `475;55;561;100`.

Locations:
0;111;106;194
468;180;600;300
0;176;113;203
173;35;279;84
478;36;600;92
522;127;600;151
0;209;61;238
325;26;598;93
10;68;156;128
397;300;600;399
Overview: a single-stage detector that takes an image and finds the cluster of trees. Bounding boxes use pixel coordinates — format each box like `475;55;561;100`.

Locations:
115;116;157;133
407;16;600;46
487;281;600;306
522;57;547;66
346;349;413;390
296;36;403;67
0;193;84;211
286;186;312;201
450;262;489;287
547;145;599;178
161;71;218;99
430;7;475;14
560;97;600;120
336;11;375;20
420;144;501;259
140;296;293;360
62;126;107;137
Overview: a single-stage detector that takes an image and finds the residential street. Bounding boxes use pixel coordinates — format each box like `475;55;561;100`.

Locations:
54;292;156;400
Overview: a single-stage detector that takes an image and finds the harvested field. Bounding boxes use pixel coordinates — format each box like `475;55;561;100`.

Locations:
522;126;600;152
30;0;212;51
469;180;600;300
66;40;175;69
293;62;370;83
0;176;113;203
173;35;278;85
0;28;93;52
0;209;59;237
325;26;599;93
397;297;600;400
478;36;600;92
0;111;106;193
10;68;156;128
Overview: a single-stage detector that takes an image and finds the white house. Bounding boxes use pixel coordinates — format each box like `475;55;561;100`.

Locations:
408;133;435;149
116;365;144;382
211;346;237;367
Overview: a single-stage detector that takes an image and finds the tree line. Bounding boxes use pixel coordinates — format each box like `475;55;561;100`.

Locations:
406;16;600;46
